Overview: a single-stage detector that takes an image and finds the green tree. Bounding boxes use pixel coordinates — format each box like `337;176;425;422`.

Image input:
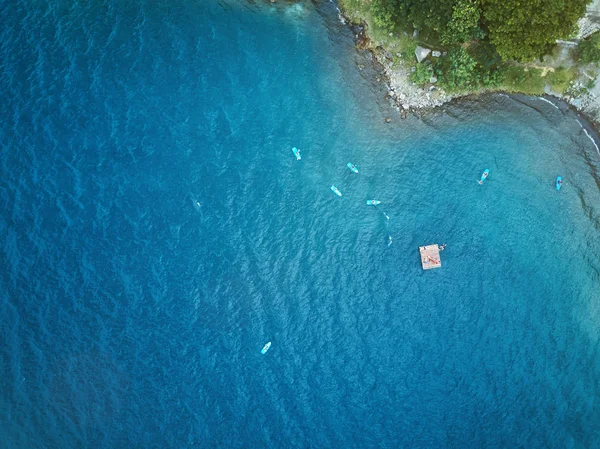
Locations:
441;0;482;44
437;47;478;90
578;32;600;63
398;0;455;34
481;0;589;61
371;0;401;33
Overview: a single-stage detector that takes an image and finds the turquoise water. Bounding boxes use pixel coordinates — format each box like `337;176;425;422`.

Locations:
1;0;600;447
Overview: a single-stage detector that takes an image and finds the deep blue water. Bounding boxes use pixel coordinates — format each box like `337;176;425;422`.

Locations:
1;0;600;447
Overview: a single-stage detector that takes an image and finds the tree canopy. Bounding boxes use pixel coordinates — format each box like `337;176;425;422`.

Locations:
369;0;590;61
441;0;482;45
482;0;589;61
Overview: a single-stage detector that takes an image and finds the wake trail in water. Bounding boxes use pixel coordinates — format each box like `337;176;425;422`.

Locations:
583;129;600;156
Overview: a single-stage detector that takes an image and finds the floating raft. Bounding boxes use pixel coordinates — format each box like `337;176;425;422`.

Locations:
419;244;441;270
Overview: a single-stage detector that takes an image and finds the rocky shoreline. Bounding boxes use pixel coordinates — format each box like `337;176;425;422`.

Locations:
347;20;455;116
343;11;600;129
264;0;600;129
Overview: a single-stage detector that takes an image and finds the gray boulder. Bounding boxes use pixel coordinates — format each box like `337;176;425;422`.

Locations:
415;46;431;63
430;76;438;83
432;51;442;57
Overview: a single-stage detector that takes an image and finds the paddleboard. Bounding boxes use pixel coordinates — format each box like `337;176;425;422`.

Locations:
331;185;342;196
261;342;271;354
347;162;358;173
366;200;381;205
556;176;562;191
292;147;301;161
478;169;490;185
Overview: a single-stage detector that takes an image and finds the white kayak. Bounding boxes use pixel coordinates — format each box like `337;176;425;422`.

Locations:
261;342;271;354
366;200;381;205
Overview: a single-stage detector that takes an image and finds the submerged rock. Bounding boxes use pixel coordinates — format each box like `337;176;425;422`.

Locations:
385;117;391;123
415;46;431;63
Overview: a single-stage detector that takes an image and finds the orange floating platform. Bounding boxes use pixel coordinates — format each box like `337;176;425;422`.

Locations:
419;244;441;270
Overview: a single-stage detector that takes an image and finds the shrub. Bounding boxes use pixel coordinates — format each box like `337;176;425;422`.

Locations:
370;0;400;33
546;67;577;94
481;68;504;88
577;33;600;63
441;0;483;45
501;65;545;95
410;63;434;85
436;47;478;91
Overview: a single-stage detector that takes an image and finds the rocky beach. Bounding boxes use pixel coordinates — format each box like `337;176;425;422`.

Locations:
338;0;600;128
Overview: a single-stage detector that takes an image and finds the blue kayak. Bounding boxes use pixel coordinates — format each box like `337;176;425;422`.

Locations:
556;176;562;191
331;185;342;197
366;200;381;205
292;147;301;160
261;342;271;354
347;162;358;173
478;169;490;184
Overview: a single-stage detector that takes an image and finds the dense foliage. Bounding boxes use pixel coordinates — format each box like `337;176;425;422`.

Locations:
431;45;504;92
393;0;455;34
441;0;482;45
482;0;589;61
437;47;478;89
577;32;600;63
370;0;400;32
409;62;433;85
368;0;589;61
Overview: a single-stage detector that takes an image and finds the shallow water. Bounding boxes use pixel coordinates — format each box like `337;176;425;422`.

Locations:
1;1;600;447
